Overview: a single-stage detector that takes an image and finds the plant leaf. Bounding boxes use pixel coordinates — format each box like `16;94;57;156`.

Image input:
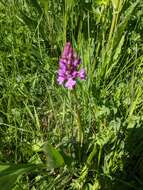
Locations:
41;143;65;169
114;0;140;48
0;164;41;190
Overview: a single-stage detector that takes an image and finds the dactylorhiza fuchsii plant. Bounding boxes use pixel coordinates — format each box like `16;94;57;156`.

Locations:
57;42;86;145
57;42;86;89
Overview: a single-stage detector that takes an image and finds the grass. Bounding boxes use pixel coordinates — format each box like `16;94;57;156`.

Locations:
0;0;143;189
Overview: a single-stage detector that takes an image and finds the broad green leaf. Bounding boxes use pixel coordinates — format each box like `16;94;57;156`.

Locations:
0;164;42;190
0;165;9;172
41;143;65;169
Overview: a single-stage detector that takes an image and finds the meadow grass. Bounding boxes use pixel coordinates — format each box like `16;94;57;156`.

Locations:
0;0;143;189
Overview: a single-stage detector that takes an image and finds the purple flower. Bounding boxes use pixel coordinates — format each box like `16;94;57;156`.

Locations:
57;42;86;89
78;68;86;80
65;78;76;89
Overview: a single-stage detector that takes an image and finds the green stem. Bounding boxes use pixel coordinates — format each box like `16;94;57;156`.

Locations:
93;146;102;189
75;144;97;188
73;90;83;145
87;144;97;165
108;12;117;44
107;0;121;46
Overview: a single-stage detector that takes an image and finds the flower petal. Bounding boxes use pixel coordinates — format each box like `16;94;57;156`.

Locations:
65;78;76;89
58;69;66;76
78;68;86;80
71;71;78;78
62;42;72;57
57;76;65;85
73;58;81;67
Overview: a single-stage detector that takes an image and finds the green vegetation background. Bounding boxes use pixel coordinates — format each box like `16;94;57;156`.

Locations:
0;0;143;189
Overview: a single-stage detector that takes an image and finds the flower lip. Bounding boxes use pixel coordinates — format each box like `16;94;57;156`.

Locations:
65;78;76;89
78;68;86;80
57;76;65;85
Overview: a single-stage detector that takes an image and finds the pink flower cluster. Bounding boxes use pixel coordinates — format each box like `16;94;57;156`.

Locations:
57;42;86;89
